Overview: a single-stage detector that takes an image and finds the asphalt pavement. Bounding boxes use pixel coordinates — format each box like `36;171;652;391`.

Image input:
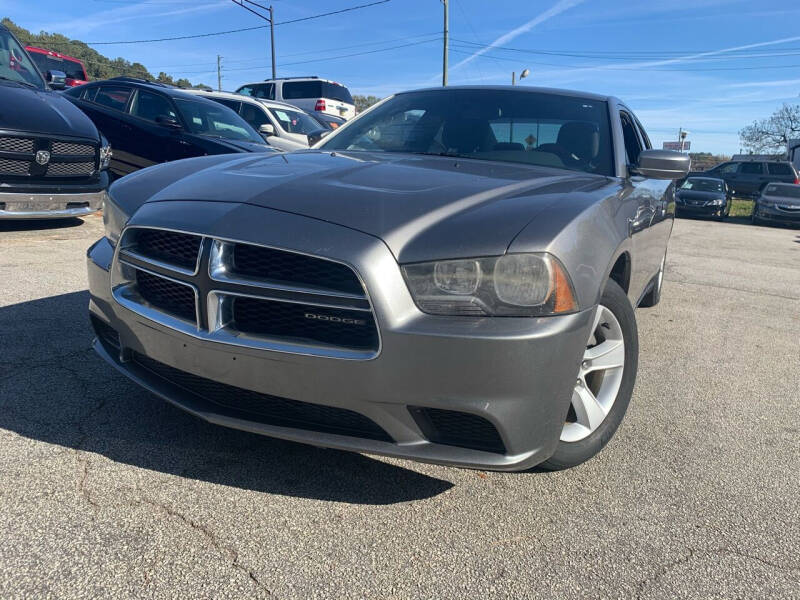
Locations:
1;214;798;599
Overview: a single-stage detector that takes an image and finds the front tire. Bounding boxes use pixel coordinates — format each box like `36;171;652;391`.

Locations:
540;280;639;471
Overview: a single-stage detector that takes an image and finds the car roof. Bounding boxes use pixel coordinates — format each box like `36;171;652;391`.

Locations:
84;77;221;103
182;88;305;111
238;76;346;87
687;176;724;182
396;85;615;103
24;46;84;63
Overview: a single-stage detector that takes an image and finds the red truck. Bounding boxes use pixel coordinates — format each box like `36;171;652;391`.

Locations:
25;46;88;87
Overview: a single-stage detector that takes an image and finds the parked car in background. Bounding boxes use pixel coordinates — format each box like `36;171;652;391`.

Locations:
63;77;273;178
0;23;109;219
185;89;319;151
308;111;347;130
88;86;690;472
701;159;798;198
752;183;800;226
675;176;730;220
235;76;356;120
25;46;88;87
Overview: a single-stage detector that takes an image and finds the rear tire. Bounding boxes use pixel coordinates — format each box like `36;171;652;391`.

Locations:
540;280;639;471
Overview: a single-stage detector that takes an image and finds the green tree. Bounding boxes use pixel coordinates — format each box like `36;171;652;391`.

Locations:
2;18;202;87
353;94;381;113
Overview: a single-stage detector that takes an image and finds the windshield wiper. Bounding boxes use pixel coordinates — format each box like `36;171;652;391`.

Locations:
0;76;39;90
411;151;470;159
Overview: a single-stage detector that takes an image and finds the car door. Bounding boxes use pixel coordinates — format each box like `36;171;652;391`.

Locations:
619;110;664;299
733;161;765;197
126;89;195;169
706;161;739;195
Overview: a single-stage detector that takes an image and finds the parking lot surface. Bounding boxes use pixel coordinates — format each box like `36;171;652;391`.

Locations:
1;215;798;599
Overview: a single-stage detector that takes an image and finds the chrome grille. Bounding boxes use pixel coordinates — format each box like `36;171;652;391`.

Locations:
112;228;379;359
777;204;800;212
0;137;34;153
51;141;95;156
0;159;30;175
46;161;95;177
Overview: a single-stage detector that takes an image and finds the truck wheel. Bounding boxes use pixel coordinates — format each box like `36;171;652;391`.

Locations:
540;279;638;470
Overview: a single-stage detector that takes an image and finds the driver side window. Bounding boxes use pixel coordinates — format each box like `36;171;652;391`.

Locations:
620;111;643;165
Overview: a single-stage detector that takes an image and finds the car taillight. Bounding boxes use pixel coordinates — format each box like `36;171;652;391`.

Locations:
794;176;799;185
315;99;326;112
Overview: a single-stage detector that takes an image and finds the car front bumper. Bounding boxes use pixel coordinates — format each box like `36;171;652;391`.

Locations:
755;204;800;224
676;201;724;216
0;189;106;219
86;202;594;471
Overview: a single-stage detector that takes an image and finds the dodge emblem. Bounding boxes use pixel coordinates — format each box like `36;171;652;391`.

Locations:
35;150;51;166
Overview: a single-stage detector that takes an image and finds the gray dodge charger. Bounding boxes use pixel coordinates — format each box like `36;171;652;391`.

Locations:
87;86;690;471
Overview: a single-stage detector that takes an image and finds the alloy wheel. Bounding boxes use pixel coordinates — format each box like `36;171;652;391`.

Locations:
561;305;626;443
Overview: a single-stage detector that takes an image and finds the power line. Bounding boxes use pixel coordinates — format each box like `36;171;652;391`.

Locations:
26;0;391;46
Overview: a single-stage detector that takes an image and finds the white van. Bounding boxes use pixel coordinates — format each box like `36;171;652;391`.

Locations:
235;77;356;121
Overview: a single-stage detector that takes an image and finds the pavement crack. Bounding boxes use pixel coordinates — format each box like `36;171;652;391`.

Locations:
137;498;273;596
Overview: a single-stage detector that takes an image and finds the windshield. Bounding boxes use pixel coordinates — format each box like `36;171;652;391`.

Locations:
765;184;800;198
27;51;86;81
268;107;319;135
320;89;614;175
0;29;45;89
174;98;264;143
282;81;354;104
680;178;724;192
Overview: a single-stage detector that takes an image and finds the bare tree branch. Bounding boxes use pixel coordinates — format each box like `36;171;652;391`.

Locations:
739;103;800;154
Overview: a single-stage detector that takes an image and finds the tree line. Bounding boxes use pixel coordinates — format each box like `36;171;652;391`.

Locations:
2;18;210;89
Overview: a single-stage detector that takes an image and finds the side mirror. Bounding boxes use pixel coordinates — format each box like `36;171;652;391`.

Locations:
156;115;182;129
631;149;691;180
307;128;331;146
259;124;275;137
46;70;67;90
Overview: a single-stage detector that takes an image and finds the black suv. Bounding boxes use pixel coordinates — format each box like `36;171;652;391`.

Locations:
63;78;273;179
701;159;799;198
0;24;110;219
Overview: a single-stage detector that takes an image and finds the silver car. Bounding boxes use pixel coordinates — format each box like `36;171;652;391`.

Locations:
87;86;689;471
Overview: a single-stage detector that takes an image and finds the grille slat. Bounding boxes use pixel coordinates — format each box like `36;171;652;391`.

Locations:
46;161;95;177
232;296;378;351
133;352;392;441
51;141;95;156
0;137;34;153
133;230;202;271
0;158;29;176
136;270;197;323
231;244;365;296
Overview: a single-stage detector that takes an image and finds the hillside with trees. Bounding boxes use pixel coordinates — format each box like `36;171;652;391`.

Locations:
2;18;210;89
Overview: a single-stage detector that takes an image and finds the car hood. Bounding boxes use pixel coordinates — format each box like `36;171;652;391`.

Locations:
207;137;275;153
118;150;611;262
0;83;99;140
677;190;724;200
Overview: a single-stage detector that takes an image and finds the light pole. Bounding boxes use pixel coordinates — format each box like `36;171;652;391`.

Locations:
512;68;530;85
442;0;449;86
678;128;689;153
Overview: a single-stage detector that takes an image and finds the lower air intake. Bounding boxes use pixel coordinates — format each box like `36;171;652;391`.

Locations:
409;407;506;454
133;352;392;442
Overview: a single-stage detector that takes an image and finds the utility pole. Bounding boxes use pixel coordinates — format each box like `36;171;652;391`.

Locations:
442;0;448;86
217;55;223;91
230;1;276;79
269;5;276;79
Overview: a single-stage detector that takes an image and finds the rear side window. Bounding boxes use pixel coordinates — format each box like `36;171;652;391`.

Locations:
281;81;354;104
94;86;132;111
767;163;794;175
739;162;763;174
237;83;274;100
129;90;177;122
620;112;643;164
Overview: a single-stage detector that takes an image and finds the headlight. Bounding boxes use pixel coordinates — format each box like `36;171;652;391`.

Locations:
103;191;129;246
99;141;112;170
710;198;724;206
402;253;578;317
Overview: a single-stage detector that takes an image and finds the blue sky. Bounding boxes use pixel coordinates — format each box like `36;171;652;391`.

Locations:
4;0;800;154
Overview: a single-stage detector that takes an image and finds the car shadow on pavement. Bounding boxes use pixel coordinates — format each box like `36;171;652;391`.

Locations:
0;291;453;505
0;217;87;232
